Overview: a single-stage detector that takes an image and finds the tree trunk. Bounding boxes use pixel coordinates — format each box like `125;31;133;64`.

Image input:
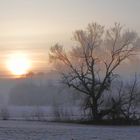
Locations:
91;98;99;121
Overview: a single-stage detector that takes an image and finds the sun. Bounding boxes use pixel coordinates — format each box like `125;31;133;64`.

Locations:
6;52;31;76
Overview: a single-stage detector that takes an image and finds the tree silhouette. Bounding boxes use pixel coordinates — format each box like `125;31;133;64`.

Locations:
49;22;139;121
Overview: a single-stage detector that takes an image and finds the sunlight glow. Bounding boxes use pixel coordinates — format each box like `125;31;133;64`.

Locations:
6;52;31;76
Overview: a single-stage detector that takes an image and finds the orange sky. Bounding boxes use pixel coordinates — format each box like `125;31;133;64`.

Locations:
0;0;139;77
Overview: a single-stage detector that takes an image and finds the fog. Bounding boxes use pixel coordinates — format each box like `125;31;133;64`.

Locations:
0;71;81;108
0;63;138;108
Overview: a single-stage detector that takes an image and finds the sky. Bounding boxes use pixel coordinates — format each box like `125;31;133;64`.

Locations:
0;0;139;77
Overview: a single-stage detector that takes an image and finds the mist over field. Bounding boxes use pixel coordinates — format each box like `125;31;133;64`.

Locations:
0;0;140;140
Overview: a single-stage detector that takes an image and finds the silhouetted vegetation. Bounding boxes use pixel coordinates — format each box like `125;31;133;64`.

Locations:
49;22;140;124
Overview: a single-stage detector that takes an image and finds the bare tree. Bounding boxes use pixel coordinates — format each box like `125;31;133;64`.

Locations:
49;22;139;121
121;75;139;121
0;107;10;120
31;107;44;121
122;75;139;121
106;75;140;123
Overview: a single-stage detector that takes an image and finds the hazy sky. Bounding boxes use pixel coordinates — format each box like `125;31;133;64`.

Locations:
0;0;139;76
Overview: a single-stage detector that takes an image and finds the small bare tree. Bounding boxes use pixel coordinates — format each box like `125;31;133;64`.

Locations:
122;75;139;121
0;107;10;120
49;22;139;121
107;75;140;122
122;76;139;121
31;107;44;121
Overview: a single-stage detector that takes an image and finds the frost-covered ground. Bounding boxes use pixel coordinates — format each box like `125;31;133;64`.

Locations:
0;120;139;140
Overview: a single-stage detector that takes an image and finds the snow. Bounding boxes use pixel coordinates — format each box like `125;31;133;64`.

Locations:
0;120;139;140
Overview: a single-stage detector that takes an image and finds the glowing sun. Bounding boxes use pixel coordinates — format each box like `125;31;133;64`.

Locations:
6;52;31;76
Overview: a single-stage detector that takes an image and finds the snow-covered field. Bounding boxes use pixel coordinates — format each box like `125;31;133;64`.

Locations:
0;121;139;140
